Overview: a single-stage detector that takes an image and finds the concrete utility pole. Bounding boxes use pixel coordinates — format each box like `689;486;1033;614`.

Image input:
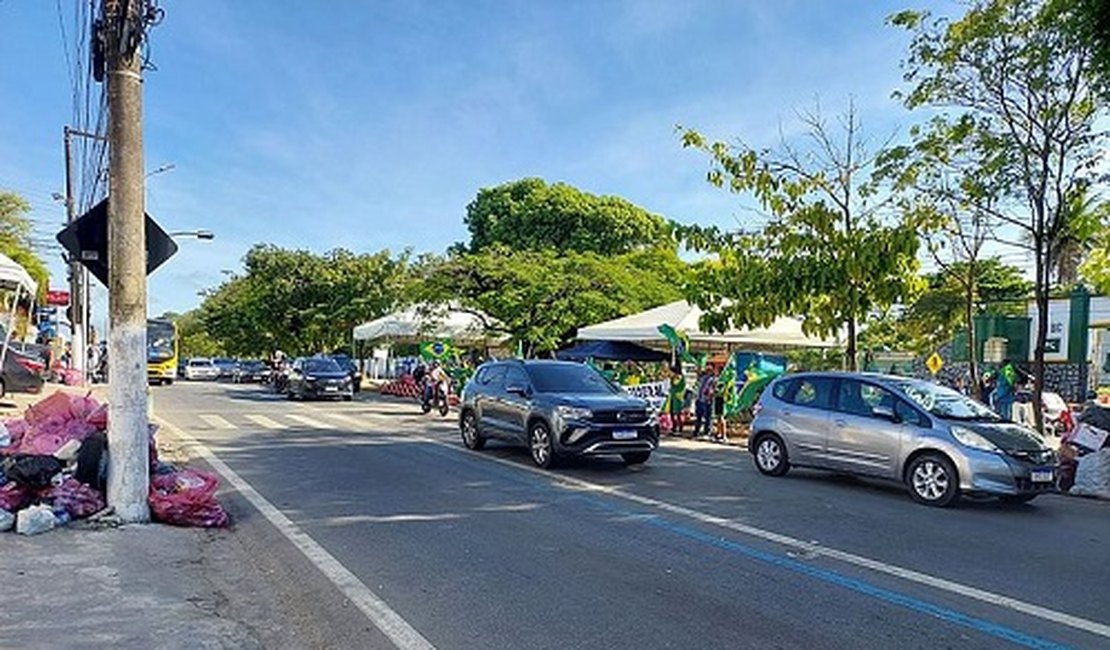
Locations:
62;128;85;384
105;0;150;523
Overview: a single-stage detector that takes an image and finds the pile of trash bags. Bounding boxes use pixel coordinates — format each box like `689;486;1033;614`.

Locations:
0;391;228;534
1058;401;1110;500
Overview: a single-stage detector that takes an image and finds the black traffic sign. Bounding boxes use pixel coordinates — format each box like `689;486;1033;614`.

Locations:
56;198;178;286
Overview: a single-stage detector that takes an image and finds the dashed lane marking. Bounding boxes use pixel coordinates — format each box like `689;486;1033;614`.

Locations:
286;414;336;430
244;414;287;430
198;414;237;430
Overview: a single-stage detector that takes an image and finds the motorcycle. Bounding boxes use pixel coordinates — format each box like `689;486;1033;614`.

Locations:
1013;385;1074;436
421;380;451;417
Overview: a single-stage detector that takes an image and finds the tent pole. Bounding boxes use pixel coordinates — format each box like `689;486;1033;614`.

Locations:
0;285;22;372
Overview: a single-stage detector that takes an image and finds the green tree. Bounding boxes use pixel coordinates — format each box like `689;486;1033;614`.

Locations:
420;245;685;356
461;178;669;255
1079;202;1110;292
901;258;1031;349
678;104;923;370
1068;0;1110;95
0;192;49;298
200;245;410;357
171;309;223;358
891;0;1108;430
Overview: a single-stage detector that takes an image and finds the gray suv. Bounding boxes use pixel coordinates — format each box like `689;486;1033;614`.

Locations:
458;360;659;468
749;372;1056;507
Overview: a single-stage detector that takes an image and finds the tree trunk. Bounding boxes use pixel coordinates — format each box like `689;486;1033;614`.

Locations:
965;268;979;401
845;318;857;371
1032;240;1047;435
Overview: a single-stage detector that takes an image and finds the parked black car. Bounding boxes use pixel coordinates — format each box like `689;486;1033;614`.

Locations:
458;359;658;468
328;354;363;393
232;359;270;383
287;357;353;401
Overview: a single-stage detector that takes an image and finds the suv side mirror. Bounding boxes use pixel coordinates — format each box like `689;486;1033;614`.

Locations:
506;385;530;397
872;405;900;423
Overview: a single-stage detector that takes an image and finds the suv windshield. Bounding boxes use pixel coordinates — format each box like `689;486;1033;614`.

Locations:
305;358;342;374
527;363;617;394
890;379;999;421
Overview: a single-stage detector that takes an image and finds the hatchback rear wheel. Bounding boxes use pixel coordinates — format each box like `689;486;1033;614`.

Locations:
906;454;960;507
753;433;789;476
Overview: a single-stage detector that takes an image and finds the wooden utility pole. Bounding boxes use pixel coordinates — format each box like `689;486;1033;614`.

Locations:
104;0;149;522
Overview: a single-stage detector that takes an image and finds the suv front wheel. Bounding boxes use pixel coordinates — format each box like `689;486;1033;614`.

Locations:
530;421;557;469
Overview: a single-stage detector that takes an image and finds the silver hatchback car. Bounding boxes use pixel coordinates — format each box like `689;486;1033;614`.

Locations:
748;372;1056;507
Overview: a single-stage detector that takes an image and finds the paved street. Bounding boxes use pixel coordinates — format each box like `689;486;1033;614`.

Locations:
154;381;1110;650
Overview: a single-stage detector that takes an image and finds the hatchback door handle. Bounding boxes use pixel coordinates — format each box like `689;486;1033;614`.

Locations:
834;418;847;427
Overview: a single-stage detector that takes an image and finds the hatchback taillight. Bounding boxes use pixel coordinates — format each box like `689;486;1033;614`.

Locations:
751;402;763;416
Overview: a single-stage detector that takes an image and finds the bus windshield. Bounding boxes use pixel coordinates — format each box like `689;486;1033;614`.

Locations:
147;320;177;362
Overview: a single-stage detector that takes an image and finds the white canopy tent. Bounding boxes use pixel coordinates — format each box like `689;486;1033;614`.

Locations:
353;305;495;344
0;253;37;295
353;304;502;380
0;252;38;370
576;300;838;349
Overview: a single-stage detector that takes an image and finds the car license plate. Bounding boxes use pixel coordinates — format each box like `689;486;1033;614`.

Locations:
1031;468;1054;483
613;430;638;440
325;386;339;392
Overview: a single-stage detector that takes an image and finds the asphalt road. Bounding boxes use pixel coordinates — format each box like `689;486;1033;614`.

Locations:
153;381;1110;650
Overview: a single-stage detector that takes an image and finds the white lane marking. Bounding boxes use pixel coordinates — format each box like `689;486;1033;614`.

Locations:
244;414;287;430
153;416;436;650
321;412;368;429
345;413;1110;641
198;414;237;430
286;414;336;430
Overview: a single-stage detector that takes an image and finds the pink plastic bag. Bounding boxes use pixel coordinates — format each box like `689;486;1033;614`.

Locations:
0;482;30;511
149;469;229;528
42;477;106;518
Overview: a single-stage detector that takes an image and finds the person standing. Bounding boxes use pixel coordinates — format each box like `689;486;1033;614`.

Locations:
693;365;717;438
666;369;688;436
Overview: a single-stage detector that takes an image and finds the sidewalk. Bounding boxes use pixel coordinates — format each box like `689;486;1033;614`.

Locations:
0;385;390;649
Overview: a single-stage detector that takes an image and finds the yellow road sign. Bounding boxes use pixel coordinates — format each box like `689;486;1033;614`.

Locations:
926;352;944;375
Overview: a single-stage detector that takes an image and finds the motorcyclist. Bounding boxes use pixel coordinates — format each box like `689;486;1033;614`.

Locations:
424;361;449;406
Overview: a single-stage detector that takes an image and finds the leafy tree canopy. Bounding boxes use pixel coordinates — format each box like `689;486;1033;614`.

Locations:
0;192;49;298
199;244;410;357
419;245;685;356
677;105;923;370
461;178;670;255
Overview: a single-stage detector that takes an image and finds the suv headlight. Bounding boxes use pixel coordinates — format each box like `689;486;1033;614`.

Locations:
952;426;1000;453
555;406;593;421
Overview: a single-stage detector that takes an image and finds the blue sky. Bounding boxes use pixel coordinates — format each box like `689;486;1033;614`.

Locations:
0;0;970;331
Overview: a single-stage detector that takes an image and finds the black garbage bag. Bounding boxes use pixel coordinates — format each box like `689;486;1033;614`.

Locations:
1;454;63;488
1078;403;1110;434
74;432;108;492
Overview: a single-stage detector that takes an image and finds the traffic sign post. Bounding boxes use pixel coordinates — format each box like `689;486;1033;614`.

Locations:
926;352;944;375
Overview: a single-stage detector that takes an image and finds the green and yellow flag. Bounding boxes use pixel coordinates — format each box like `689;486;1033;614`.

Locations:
420;340;456;361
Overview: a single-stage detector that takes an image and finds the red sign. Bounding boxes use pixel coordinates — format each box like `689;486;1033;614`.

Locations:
46;289;70;306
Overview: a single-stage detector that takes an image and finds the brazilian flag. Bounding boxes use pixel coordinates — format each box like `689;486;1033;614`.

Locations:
420;340;456;361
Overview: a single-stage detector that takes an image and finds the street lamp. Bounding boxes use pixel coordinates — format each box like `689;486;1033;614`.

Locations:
168;230;214;240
